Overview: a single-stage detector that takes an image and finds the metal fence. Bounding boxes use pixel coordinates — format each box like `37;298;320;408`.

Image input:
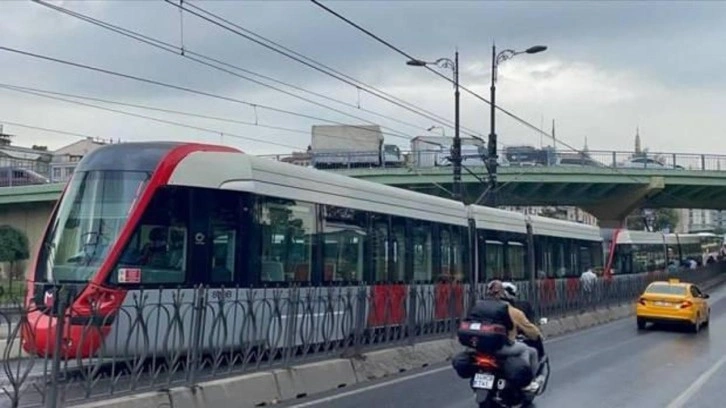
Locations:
0;162;72;188
2;148;726;190
0;263;724;407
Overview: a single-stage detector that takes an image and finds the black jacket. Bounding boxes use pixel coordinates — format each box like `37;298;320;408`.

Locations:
466;298;515;332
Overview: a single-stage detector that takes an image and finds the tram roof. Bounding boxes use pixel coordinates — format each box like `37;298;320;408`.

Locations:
169;150;469;226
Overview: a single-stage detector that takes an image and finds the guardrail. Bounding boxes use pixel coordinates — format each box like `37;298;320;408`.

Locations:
0;263;724;407
3;148;726;190
261;149;726;172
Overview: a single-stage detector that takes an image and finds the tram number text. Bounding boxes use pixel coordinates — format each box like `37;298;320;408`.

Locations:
211;290;234;300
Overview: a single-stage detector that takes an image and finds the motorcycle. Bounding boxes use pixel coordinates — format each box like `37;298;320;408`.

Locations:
468;319;551;408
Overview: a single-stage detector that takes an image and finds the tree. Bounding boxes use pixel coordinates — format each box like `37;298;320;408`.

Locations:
626;208;680;232
0;225;30;286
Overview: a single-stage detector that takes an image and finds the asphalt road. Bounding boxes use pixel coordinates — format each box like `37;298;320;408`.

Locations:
277;283;726;408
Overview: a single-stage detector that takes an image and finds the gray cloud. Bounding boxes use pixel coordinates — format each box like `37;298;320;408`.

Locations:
1;0;726;155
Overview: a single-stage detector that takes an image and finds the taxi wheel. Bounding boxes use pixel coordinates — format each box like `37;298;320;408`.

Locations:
690;316;700;334
637;318;646;330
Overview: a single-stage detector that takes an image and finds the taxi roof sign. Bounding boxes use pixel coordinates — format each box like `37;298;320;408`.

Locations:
669;278;680;284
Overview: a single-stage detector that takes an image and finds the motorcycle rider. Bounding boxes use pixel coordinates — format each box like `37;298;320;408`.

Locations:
502;282;545;360
466;280;544;393
502;282;536;323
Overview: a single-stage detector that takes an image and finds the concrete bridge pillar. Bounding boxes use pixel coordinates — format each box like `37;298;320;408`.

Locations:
583;176;665;228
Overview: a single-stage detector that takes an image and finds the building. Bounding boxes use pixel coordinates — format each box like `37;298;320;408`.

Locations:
51;137;108;183
0;127;53;187
682;208;726;233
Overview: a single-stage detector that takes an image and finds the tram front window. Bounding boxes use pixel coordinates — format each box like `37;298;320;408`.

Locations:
38;170;150;283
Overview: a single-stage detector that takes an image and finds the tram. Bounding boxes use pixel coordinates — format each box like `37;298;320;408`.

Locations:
20;142;710;358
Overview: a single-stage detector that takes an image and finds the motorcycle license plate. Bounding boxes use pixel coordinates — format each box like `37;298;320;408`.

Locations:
472;373;495;390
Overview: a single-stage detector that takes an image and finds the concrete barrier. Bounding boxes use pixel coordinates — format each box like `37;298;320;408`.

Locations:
578;312;597;329
274;359;359;400
189;372;281;408
72;391;170;408
0;337;25;359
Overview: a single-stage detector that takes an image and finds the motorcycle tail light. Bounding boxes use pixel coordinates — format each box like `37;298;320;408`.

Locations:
473;353;498;370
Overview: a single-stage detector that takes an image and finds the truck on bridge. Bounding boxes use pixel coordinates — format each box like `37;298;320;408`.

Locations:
310;124;404;169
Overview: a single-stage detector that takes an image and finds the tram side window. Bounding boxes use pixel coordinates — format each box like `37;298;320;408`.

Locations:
438;227;452;282
209;191;242;284
654;244;666;271
391;218;407;283
578;245;592;272
534;240;547;279
114;187;189;285
370;214;389;283
257;198;315;284
412;221;433;282
486;240;504;280
436;226;465;283
451;227;465;282
590;242;604;271
548;239;568;278
507;242;526;280
322;205;367;282
614;245;634;275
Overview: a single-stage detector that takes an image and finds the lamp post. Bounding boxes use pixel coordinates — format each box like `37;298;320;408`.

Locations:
407;52;461;201
427;125;446;136
487;44;547;207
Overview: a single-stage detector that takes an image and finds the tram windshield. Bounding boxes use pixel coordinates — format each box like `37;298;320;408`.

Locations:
38;170;151;283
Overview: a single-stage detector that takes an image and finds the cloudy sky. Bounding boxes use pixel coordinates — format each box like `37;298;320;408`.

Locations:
1;0;726;156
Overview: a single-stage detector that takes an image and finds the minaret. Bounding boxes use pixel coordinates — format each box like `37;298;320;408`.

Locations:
583;136;589;153
635;126;642;154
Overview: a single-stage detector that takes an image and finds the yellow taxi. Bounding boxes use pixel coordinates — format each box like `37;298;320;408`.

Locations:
636;279;710;333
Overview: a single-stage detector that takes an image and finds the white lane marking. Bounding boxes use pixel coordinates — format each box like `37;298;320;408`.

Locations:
666;353;726;408
287;365;451;407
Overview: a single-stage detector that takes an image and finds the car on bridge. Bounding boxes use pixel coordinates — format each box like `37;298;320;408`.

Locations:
618;156;686;170
636;279;710;332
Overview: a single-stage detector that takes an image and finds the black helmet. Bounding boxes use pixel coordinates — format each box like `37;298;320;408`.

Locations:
486;280;505;299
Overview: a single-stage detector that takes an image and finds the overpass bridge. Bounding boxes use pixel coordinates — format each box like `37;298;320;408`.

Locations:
333;165;726;226
3;148;726;237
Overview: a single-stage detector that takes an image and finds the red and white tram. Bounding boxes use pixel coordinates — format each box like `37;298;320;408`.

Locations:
21;142;699;358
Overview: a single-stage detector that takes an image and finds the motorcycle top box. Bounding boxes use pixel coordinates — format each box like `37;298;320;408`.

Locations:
457;321;509;353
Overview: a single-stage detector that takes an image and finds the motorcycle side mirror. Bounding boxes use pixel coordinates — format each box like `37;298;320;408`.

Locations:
539;317;549;326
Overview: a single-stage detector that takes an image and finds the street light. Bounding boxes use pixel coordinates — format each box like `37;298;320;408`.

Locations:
427;125;446;136
407;52;461;202
486;44;547;207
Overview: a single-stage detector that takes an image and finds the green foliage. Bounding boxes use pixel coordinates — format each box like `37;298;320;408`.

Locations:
0;225;29;264
626;209;680;232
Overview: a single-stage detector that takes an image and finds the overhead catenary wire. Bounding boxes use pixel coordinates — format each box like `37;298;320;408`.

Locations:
309;0;707;210
32;0;421;142
165;0;484;139
0;119;102;141
0;82;413;150
0;45;414;143
1;82;434;152
310;0;559;145
0;84;305;150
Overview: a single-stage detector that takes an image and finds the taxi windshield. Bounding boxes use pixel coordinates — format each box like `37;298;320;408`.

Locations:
646;284;687;296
